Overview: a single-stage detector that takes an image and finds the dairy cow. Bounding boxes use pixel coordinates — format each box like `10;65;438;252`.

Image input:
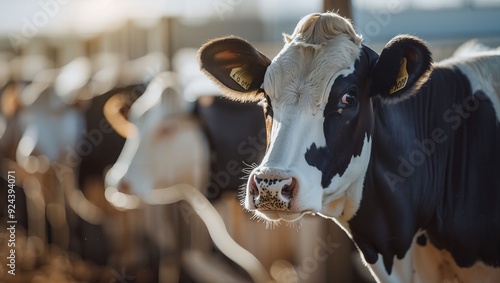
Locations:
104;71;211;282
105;72;210;197
198;12;500;283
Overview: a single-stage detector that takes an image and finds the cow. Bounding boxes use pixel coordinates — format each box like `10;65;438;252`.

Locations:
198;12;500;283
1;54;54;161
104;71;212;282
104;71;210;197
6;56;104;253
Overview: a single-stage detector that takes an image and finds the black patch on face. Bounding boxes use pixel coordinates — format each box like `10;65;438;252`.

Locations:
305;47;376;188
304;71;360;188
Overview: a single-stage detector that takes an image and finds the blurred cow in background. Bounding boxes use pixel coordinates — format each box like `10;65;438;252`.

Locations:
0;51;169;282
105;71;211;282
105;72;209;197
1;55;104;271
1;55;56;264
77;52;171;275
1;55;54;162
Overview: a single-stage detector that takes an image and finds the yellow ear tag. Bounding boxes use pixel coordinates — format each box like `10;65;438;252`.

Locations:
230;67;253;90
389;57;409;94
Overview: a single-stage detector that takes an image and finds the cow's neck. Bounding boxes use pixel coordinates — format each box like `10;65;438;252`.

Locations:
346;65;500;273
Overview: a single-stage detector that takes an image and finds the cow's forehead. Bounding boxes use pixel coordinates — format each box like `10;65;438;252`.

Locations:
264;36;361;110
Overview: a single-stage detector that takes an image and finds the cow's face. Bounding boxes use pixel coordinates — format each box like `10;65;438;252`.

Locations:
105;72;210;197
199;12;432;223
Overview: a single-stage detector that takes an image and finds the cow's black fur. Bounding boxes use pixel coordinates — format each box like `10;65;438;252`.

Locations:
344;51;500;272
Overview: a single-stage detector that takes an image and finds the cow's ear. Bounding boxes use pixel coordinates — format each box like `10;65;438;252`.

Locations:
1;83;21;118
370;35;433;103
104;92;136;138
198;36;271;102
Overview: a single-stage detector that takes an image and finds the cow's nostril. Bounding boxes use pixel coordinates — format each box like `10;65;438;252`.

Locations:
281;178;296;200
249;176;260;197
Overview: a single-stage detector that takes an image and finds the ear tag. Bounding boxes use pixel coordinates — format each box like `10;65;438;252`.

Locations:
230;67;253;90
389;57;408;94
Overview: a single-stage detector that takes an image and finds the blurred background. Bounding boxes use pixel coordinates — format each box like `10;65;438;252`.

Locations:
0;0;499;282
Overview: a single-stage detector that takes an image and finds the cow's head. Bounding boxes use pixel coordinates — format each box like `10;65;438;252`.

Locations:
198;12;432;223
104;72;210;200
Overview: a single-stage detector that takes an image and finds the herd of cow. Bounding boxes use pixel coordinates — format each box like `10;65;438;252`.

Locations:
1;11;500;283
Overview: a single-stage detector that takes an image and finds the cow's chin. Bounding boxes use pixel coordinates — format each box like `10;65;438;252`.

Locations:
254;210;310;223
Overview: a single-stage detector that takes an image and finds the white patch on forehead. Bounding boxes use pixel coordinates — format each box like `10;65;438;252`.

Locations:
264;35;361;111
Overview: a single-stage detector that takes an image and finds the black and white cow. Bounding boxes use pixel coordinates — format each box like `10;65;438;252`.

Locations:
198;12;500;283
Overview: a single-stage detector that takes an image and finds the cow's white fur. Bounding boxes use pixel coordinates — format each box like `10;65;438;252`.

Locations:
362;231;500;283
440;52;500;122
414;242;500;283
264;23;361;111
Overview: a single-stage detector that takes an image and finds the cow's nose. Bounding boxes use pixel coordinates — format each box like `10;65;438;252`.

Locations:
249;171;297;211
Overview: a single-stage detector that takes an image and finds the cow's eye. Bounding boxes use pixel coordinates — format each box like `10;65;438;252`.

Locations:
339;92;357;108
